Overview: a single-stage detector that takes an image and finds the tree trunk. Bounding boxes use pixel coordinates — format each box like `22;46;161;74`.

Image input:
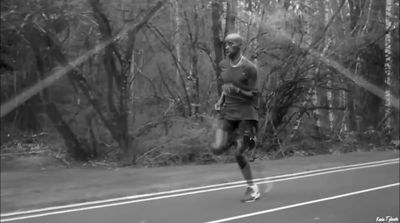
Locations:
188;4;200;116
45;102;88;161
45;29;122;146
120;73;131;159
211;0;224;95
88;0;167;163
290;88;313;139
345;83;356;131
291;0;319;137
15;71;42;132
326;76;334;132
311;81;321;135
172;0;182;86
323;0;335;133
339;88;349;132
30;38;88;161
310;2;322;135
128;50;137;132
383;0;394;139
224;0;237;37
345;0;364;132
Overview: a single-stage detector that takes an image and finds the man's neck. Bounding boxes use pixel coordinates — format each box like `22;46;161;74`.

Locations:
229;52;242;65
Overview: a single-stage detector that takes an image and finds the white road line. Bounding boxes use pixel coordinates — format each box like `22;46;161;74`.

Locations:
1;160;398;222
203;182;400;223
1;158;398;218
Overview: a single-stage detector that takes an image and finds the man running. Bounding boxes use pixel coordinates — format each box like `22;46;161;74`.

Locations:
212;33;260;202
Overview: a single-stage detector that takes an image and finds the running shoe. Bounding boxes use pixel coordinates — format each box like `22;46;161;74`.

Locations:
241;185;260;203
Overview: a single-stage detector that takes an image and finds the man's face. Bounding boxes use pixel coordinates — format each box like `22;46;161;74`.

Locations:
225;40;241;57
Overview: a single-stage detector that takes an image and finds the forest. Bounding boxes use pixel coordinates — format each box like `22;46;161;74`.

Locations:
1;0;399;167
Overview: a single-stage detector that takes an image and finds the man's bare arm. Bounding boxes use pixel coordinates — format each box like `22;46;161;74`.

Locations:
214;92;225;111
222;83;255;98
236;87;254;97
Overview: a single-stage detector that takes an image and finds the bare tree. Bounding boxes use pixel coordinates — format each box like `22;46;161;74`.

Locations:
383;0;394;138
87;0;168;163
211;0;224;94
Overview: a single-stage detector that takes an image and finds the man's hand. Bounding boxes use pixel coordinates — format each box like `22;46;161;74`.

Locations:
214;101;222;111
214;92;225;111
222;83;239;95
222;83;254;98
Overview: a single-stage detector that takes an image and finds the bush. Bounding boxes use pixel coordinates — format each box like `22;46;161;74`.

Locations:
134;116;223;167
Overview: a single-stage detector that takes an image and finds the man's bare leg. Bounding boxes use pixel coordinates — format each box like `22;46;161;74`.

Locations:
236;135;260;202
235;138;254;186
211;128;229;155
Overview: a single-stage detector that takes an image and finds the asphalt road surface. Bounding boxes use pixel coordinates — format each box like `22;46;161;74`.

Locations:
1;158;399;223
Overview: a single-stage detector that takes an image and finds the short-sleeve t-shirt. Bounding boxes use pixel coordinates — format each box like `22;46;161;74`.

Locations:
219;57;259;121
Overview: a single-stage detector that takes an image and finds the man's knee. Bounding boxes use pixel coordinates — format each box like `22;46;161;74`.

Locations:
243;131;256;150
235;133;253;155
212;143;227;155
212;140;232;155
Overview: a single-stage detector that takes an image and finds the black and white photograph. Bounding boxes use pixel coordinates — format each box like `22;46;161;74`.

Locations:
1;0;399;222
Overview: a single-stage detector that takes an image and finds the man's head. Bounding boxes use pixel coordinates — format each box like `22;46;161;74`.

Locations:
224;33;243;58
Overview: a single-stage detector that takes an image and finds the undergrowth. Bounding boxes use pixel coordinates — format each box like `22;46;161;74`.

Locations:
1;116;399;170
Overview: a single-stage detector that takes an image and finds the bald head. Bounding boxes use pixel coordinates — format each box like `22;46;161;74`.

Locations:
225;33;243;46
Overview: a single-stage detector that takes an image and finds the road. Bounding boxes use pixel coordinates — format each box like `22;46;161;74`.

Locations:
1;158;399;223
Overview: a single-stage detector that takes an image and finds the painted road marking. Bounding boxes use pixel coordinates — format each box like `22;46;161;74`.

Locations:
1;159;398;222
203;183;400;223
2;158;398;218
